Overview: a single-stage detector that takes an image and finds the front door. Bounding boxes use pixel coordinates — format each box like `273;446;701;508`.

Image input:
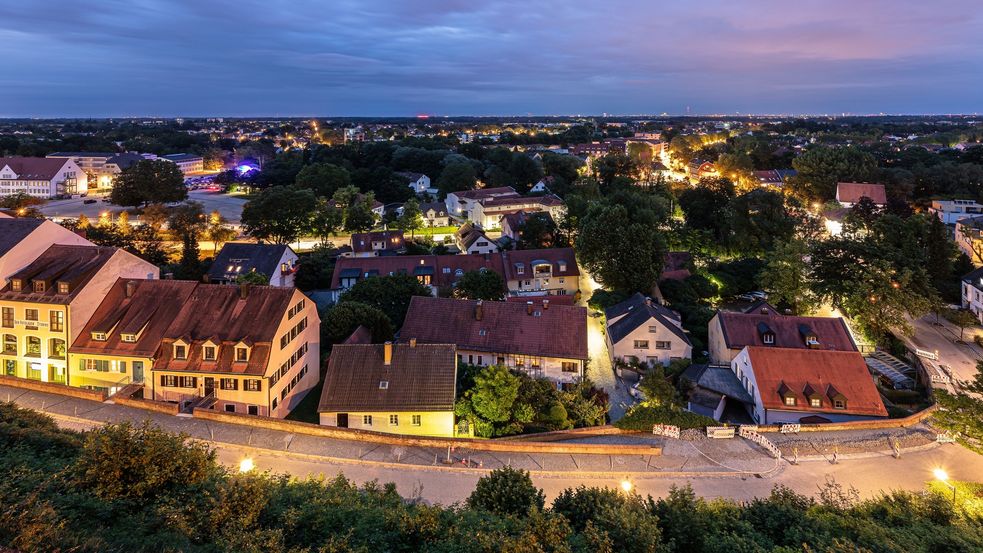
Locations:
204;377;215;396
132;361;144;383
336;413;349;428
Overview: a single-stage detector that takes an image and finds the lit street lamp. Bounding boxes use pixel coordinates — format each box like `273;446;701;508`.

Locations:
239;457;255;473
620;479;633;493
933;468;956;504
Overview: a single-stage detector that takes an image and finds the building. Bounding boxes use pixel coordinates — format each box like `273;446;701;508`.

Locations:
160;153;204;175
0;218;92;284
500;211;554;243
0;157;88;198
454;223;500;255
318;340;460;437
469;194;565;230
681;363;755;421
930;199;983;226
687;159;716;183
397;172;434;196
961;266;983;323
207;243;298;287
149;283;319;417
707;306;857;365
445;186;519;220
955;215;983;265
0;245;158;386
751;169;797;188
730;347;888;424
46;151;145;192
349;230;406;258
568;140;626;158
604;293;692;368
400;296;588;386
835;182;887;207
502;248;580;298
420;201;450;227
330;253;505;300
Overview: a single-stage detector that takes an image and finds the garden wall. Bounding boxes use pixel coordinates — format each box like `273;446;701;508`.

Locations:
0;374;107;402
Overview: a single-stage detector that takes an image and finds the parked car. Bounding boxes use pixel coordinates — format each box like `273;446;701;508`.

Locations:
83;199;97;205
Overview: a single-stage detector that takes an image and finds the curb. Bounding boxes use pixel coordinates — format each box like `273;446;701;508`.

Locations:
782;441;943;463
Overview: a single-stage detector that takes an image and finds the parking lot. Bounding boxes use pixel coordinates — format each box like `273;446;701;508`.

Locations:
39;189;249;224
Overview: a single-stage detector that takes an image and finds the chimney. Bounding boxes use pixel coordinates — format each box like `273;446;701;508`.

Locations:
202;273;211;284
124;280;136;298
239;283;249;300
409;338;417;348
526;301;534;315
475;300;483;321
384;341;393;365
543;299;549;310
644;296;652;307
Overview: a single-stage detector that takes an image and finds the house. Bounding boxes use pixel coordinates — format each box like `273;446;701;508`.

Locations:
529;177;553;194
318;340;460;437
502;248;579;298
931;199;983;226
330;253;505;300
149;283;319;417
349;230;406;258
961;266;983;323
0;157;88;198
687;159;716;183
0;245;158;387
420;201;450;227
835;182;887;207
397;172;434;196
605;293;692;368
160;153;204;175
707;307;857;364
445;186;520;220
0;217;92;284
730;346;888;424
207;243;298;287
500;211;554;243
399;296;588;386
454;223;500;255
681;363;755;421
751;169;797;188
469;194;565;230
955;215;983;265
568;140;626;158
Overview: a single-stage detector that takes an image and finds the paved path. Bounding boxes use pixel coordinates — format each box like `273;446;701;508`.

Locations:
908;315;982;386
4;384;982;505
578;267;635;422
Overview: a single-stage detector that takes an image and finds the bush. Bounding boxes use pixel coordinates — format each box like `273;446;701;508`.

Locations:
615;404;717;431
467;467;545;517
587;289;630;311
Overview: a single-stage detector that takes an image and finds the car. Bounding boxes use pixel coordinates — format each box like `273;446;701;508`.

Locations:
83;199;97;204
749;291;768;299
736;293;756;302
630;380;646;401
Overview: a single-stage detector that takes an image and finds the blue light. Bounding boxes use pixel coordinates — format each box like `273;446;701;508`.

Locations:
237;164;256;174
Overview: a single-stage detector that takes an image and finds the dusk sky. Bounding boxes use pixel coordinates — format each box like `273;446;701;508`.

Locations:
2;0;982;117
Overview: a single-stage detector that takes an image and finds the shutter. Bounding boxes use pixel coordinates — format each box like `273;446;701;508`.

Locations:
233;379;239;391
160;375;166;386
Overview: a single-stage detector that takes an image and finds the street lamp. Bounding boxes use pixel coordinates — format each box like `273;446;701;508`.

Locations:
620;479;633;493
933;468;956;504
239;457;255;473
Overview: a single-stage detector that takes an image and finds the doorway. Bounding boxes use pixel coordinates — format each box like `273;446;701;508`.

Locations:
336;413;349;428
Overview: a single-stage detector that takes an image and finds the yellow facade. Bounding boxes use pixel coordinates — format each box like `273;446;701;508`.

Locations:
70;352;151;393
0;300;69;385
151;369;276;416
319;410;461;438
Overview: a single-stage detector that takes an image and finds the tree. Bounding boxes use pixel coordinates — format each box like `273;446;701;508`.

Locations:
294;162;350;198
110;159;187;208
725;188;798;253
517;212;565;249
241;185;317;244
320;301;394;346
789;146;877;202
168;201;207;280
467;467;545;517
933;368;983;455
453;270;506;301
141;203;169;230
945;309;978;342
576;203;667;293
310;197;343;246
339;274;432;327
235;271;269;285
591;152;637;190
343;193;377;233
455;364;524;437
436;162;477;197
759;238;818;315
678;177;735;243
396;197;423;237
205;210;237;255
551;486;664;553
508;155;543;193
293;245;336;291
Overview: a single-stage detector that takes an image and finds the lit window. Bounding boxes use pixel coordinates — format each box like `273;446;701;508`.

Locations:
363;415;373;426
810;398;822;407
784;396;796;406
121;334;136;343
92;332;107;341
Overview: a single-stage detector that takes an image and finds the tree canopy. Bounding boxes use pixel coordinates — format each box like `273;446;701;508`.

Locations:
110;159;187;208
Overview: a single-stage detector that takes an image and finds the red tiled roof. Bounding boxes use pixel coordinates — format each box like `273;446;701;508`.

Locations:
661;251;692;281
343;325;373;345
836;182;887;205
745;347;888;418
502;248;579;281
399;296;588;360
0;157;73;181
350;230;404;253
717;311;857;352
330;254;505;289
504;295;577;306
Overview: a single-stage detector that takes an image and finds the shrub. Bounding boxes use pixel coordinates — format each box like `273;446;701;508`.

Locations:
615;404;716;431
467;467;545;517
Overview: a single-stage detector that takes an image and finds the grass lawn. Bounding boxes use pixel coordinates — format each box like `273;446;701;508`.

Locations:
410;225;458;236
286;376;324;424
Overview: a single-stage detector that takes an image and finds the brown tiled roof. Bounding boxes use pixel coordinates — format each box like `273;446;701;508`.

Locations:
399;297;588;360
350;230;404;253
661;251;692;281
502;248;579;281
70;279;199;357
0;245;118;303
330;253;505;289
0;157;73;181
716;311;857;352
318;343;457;412
152;284;299;376
836;182;887;205
745;347;888;418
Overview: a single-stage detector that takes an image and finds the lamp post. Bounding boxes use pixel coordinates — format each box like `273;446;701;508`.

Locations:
933;468;956;504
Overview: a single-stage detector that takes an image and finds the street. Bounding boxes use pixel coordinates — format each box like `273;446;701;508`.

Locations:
908;314;983;385
39;189;249;224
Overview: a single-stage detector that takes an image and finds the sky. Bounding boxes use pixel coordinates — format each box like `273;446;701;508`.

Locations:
1;0;982;117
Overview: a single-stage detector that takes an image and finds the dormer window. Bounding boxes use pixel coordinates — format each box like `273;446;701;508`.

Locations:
558;261;567;272
784;396;796;406
10;279;21;292
92;332;107;341
379;380;389;390
174;344;187;360
826;384;847;410
777;381;796;407
757;322;775;345
121;334;136;343
516;264;525;275
235;346;249;362
57;282;69;294
33;281;45;293
762;333;775;345
203;345;217;361
833;399;846;409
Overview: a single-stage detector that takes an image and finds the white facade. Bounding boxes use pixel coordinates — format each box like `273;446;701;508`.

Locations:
606;315;691;367
456;348;583;386
962;276;983;324
0;159;88;198
930;199;983;225
0;220;93;284
406;174;432;195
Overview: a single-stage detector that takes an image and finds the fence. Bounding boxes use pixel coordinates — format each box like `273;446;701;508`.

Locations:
706;426;736;439
739;425;782;459
652;424;680;439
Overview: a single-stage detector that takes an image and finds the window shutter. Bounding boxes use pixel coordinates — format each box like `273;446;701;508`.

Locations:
160;375;166;386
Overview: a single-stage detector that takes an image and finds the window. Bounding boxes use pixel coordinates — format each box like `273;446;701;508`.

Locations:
10;279;21;292
3;359;15;376
248;405;259;416
833;399;846;409
1;307;12;328
81;359;110;372
412;415;421;426
762;333;775;345
225;404;236;413
2;334;15;355
363;415;373;426
379;381;389;390
93;332;107;341
271;398;278;410
25;309;38;321
633;340;649;349
25;336;41;357
244;379;261;392
784;396;796;406
121;334;136;343
516;264;525;275
220;378;238;391
178;376;197;388
561;362;578;373
203;346;216;361
647;325;658;333
809;398;822;408
48;338;66;359
161;375;178;387
235;347;248;362
58;282;69;294
174;344;187;360
655;341;671;350
389;414;399;426
32;281;45;293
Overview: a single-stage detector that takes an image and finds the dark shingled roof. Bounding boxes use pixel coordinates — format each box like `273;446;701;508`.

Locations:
318;343;457;412
605;293;691;346
207;243;290;283
0;218;45;256
400;296;588;360
0;245;118;303
681;364;754;404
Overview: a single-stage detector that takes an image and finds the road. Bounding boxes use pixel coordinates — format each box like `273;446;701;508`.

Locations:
40;190;248;224
908;314;982;385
